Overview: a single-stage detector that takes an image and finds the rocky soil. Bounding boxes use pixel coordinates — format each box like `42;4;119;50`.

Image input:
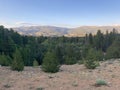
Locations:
0;59;120;90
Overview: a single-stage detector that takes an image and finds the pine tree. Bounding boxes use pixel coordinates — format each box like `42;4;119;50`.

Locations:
94;30;104;50
84;48;100;69
42;51;60;73
11;49;24;71
88;33;93;45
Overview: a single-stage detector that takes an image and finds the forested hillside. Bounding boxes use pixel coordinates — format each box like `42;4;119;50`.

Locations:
0;25;120;71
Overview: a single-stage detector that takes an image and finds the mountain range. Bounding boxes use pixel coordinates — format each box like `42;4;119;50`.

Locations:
13;25;120;37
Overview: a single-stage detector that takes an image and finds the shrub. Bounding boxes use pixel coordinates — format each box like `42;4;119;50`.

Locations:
33;59;39;67
0;54;12;66
85;60;99;69
11;49;24;71
42;51;60;73
36;87;44;90
95;79;107;86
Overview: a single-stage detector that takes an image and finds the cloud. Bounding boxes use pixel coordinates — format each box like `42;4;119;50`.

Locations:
51;23;79;28
15;22;38;26
0;22;15;28
0;21;78;28
0;21;39;28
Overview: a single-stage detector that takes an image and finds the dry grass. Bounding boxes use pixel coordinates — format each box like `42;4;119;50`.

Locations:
0;59;120;90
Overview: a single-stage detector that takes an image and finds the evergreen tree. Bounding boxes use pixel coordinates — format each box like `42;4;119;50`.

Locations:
106;38;120;59
21;46;32;66
84;48;100;69
85;33;89;45
42;51;60;73
11;49;24;71
94;30;104;50
88;33;93;45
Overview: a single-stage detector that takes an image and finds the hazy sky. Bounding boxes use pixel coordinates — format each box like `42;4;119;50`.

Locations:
0;0;120;27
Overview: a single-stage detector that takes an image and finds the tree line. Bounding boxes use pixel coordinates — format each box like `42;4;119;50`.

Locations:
0;25;120;72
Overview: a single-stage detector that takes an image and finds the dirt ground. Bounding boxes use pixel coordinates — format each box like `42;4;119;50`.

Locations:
0;59;120;90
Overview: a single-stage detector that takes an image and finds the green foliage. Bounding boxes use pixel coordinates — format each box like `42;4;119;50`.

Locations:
95;79;107;86
36;87;44;90
55;44;64;64
96;50;104;61
11;49;24;71
85;59;99;69
0;25;120;67
33;59;39;67
42;51;60;73
84;48;100;69
64;56;76;65
94;30;104;50
0;54;12;66
20;46;33;66
64;44;79;65
106;39;120;59
78;60;84;64
88;33;93;45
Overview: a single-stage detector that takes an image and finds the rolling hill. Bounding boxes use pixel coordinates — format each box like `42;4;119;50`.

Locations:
13;25;120;37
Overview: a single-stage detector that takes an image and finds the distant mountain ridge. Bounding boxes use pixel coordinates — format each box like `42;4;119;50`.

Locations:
13;25;120;37
13;26;69;36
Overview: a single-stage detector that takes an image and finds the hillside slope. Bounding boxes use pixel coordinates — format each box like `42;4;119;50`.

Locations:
13;26;120;37
0;59;120;90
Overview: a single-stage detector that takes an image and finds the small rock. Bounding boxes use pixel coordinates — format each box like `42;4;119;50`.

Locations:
4;84;11;88
107;60;114;64
111;75;115;78
48;75;54;79
108;70;112;72
72;82;78;87
88;70;92;72
29;86;34;89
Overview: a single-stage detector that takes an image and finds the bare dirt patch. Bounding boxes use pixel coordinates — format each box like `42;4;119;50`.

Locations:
0;59;120;90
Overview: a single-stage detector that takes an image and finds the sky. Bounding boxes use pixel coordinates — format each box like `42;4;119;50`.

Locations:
0;0;120;28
